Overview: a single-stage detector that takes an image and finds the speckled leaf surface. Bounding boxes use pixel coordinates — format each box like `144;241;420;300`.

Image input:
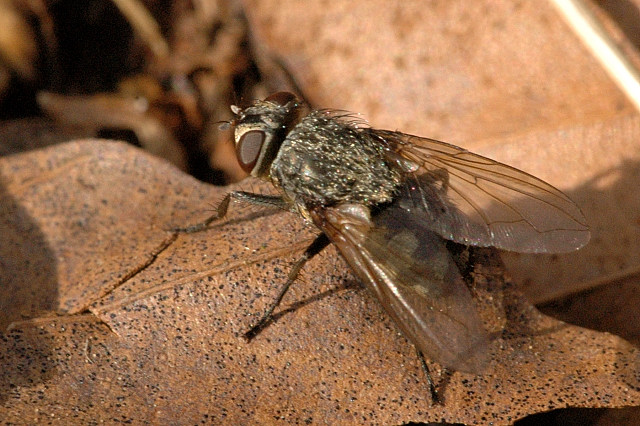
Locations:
0;140;638;424
242;0;637;143
0;140;210;326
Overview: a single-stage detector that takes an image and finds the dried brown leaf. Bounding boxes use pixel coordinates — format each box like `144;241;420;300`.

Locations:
0;141;638;424
242;0;636;143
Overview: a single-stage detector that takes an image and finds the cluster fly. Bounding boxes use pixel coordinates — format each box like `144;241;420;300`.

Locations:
177;92;590;399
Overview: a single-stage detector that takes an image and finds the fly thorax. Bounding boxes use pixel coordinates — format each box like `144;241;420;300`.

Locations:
271;112;403;206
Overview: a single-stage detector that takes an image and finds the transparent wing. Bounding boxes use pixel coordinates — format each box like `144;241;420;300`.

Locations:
368;129;590;253
311;203;491;373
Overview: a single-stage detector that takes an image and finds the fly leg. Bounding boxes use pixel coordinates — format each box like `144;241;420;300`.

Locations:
172;191;289;233
416;348;441;404
244;233;331;340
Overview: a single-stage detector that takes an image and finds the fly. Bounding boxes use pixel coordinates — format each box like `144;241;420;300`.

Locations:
176;92;590;400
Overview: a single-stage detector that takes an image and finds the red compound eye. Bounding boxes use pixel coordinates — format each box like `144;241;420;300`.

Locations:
265;92;298;106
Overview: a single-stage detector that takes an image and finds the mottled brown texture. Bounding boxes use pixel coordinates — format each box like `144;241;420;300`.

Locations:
0;141;638;424
0;140;211;326
243;0;636;143
0;117;88;156
37;91;188;171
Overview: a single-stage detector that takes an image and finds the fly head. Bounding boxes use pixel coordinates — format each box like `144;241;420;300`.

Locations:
231;92;308;179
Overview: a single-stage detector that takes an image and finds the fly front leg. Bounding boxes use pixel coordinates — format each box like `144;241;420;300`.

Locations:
172;191;289;233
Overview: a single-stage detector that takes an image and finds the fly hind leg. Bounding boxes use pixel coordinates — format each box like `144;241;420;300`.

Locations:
416;348;443;405
244;233;331;340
